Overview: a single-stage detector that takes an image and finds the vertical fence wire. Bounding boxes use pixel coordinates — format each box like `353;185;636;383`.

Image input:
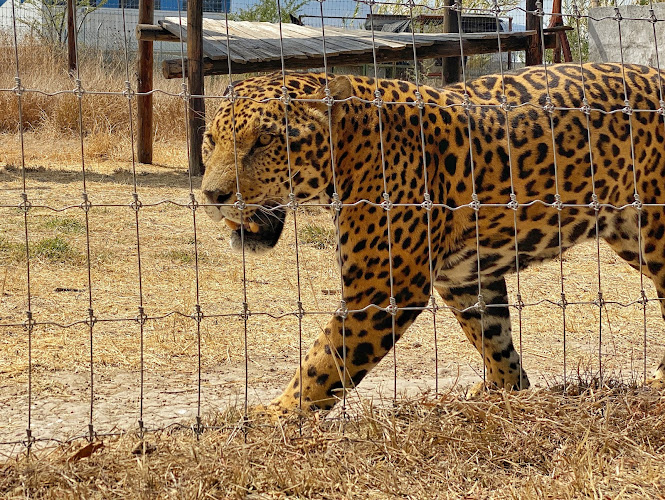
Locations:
613;0;645;387
218;7;254;429
366;1;400;404
67;3;99;441
9;0;34;452
406;1;441;395
455;0;488;387
491;0;526;389
274;0;306;419
315;0;351;416
647;0;665;383
119;2;147;437
536;0;567;389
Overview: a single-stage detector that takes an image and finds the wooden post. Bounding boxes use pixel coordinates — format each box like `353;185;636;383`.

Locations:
137;0;154;164
441;0;460;84
187;0;205;176
67;0;76;73
525;0;543;66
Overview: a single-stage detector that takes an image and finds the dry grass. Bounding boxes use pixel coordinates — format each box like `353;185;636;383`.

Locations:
0;37;233;160
1;385;664;499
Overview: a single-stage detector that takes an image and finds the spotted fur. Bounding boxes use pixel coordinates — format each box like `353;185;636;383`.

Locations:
201;63;665;411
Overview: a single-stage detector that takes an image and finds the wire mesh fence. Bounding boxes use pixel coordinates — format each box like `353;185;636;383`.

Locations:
1;0;665;459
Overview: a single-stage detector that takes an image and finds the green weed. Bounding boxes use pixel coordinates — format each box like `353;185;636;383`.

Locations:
298;224;336;249
42;216;86;234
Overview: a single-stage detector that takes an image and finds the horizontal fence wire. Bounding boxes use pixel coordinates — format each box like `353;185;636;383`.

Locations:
1;0;665;455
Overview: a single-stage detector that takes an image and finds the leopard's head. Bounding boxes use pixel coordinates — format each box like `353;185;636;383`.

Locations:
200;73;352;253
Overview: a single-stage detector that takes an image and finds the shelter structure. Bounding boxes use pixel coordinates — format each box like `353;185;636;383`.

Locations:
135;0;569;175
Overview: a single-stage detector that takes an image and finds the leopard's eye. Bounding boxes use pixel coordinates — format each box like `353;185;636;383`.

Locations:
257;134;273;147
202;133;216;159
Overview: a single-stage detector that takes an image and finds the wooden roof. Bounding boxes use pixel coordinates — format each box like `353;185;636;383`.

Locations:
146;18;561;78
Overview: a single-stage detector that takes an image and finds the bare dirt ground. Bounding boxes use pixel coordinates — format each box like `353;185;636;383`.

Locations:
1;134;665;461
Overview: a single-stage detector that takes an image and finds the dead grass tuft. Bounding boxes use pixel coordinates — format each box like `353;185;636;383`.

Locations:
1;386;664;498
0;37;231;144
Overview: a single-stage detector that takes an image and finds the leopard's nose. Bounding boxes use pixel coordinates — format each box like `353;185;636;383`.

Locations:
203;190;234;205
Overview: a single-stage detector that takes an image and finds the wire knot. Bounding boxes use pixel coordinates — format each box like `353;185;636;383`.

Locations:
234;193;246;211
595;291;605;308
475;295;487;315
13;76;23;96
80;192;92;213
18;192;31;213
287;192;298;211
330;192;342;212
193;304;203;323
386;297;398;316
123;80;135;100
543;96;555;114
470;193;480;211
188;192;199;211
515;293;525;311
421;193;433;211
280;86;291;106
500;95;513;113
614;7;622;22
535;0;544;16
137;306;148;325
381;192;393;211
323;87;335;107
336;300;348;320
553;193;563;211
180;82;190;102
414;90;425;110
87;308;97;327
130;192;142;211
622;100;633;116
559;292;568;309
589;193;600;212
23;310;36;330
73;78;84;99
462;93;472;112
225;84;237;103
649;8;658;23
508;193;518;210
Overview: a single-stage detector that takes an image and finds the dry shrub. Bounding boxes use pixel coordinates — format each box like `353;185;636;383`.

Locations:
1;386;664;499
0;36;226;143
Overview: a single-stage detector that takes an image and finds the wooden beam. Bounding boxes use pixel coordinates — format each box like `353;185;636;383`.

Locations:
67;0;76;73
440;0;460;85
525;0;543;66
136;23;180;42
187;0;205;176
137;1;154;164
163;31;559;79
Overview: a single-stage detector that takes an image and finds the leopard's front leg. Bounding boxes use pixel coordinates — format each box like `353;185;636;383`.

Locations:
272;285;430;411
271;219;432;411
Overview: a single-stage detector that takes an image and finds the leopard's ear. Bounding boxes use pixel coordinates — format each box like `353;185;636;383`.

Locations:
309;75;354;118
311;75;354;132
326;75;354;102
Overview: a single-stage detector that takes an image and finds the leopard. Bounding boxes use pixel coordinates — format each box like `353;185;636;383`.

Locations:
200;63;665;412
